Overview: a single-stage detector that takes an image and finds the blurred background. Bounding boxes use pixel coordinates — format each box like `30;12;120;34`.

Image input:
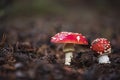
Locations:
0;0;120;48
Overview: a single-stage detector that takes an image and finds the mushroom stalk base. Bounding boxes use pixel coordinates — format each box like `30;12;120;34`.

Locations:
65;52;73;65
98;54;111;63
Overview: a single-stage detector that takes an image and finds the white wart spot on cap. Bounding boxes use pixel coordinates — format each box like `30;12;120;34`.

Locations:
52;37;56;40
82;36;85;38
59;37;63;40
76;36;80;41
99;52;103;55
107;48;111;53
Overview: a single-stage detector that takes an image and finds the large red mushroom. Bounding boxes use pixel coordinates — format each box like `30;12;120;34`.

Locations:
90;38;111;63
51;32;88;65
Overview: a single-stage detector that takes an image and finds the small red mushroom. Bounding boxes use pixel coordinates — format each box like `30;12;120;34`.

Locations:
51;32;88;65
90;38;111;63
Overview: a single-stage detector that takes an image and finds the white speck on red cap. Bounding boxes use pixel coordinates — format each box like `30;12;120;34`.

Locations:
76;36;80;42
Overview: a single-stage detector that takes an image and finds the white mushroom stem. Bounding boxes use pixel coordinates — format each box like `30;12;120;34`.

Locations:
63;43;75;65
65;52;73;65
98;54;111;63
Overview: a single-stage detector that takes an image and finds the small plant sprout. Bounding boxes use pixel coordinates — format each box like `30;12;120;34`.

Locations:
90;38;111;64
51;32;88;65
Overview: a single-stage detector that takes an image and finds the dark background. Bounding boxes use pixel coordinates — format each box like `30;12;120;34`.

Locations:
0;0;120;80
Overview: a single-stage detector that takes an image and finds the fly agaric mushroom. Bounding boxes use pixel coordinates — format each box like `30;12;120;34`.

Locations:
51;32;88;65
90;38;111;63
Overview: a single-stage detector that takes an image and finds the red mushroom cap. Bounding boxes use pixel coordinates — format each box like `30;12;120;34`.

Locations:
51;32;88;45
90;38;111;55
